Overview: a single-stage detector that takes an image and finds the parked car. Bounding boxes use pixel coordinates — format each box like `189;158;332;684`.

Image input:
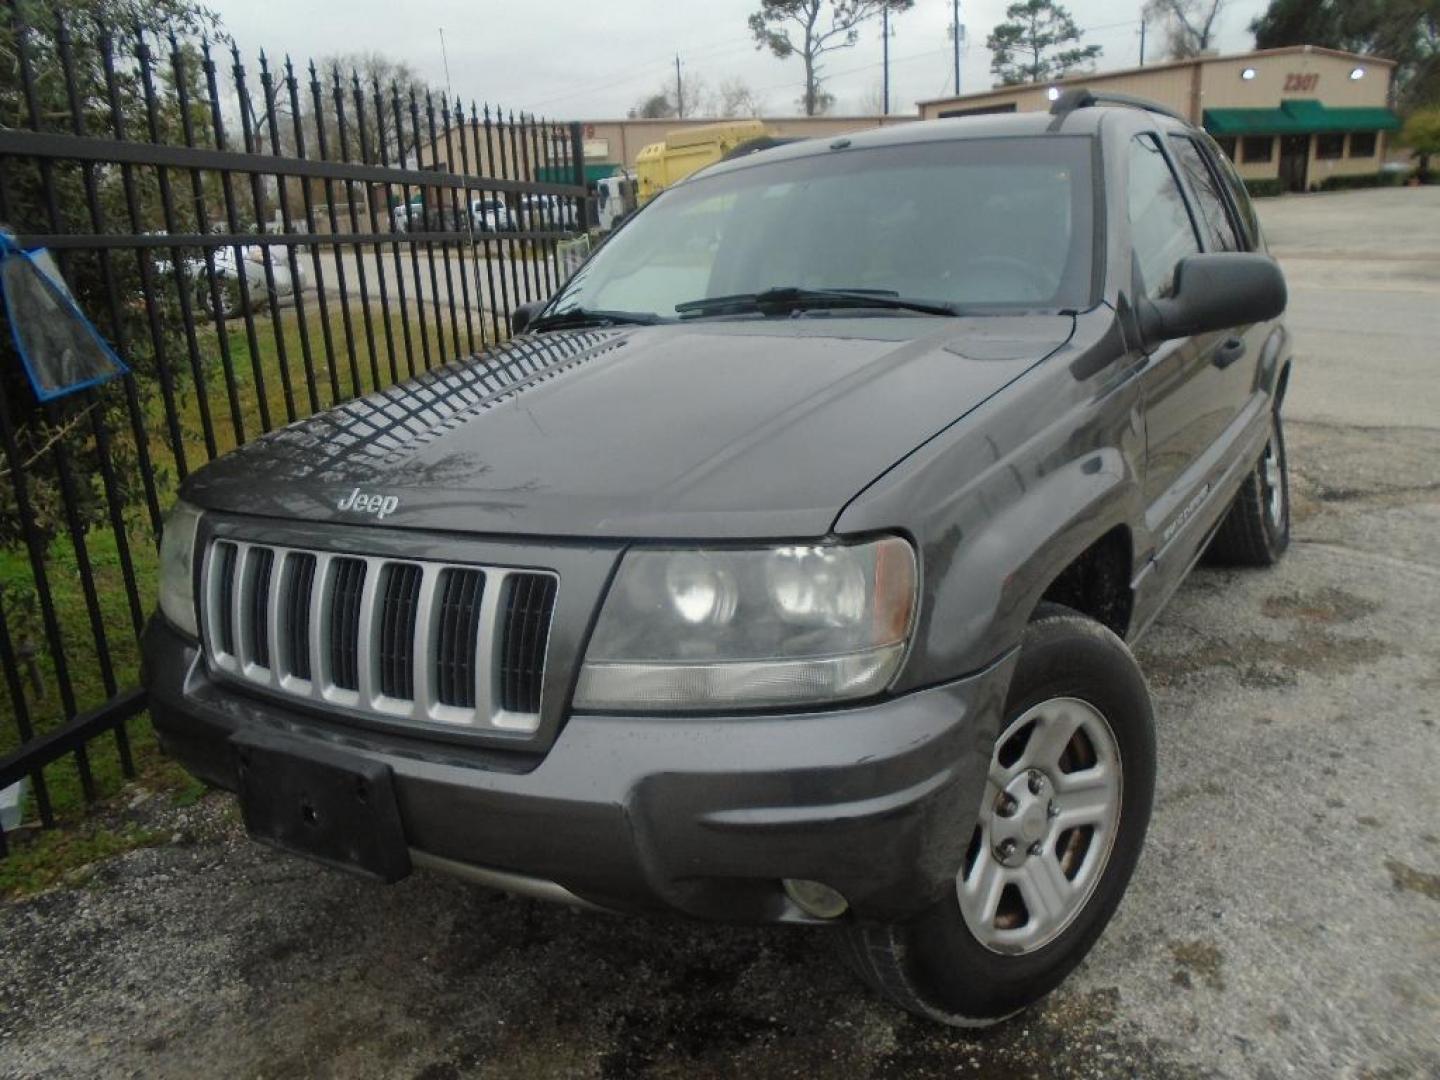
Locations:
595;173;637;232
188;241;306;319
414;204;464;234
471;197;514;233
519;192;577;231
391;195;428;233
144;92;1290;1027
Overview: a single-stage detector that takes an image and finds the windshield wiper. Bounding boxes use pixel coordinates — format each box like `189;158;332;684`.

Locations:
675;286;958;318
529;306;664;331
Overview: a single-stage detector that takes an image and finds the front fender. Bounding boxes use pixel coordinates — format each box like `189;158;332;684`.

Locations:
836;313;1146;689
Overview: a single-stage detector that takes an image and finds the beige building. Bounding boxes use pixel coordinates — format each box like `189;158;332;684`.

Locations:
918;46;1400;191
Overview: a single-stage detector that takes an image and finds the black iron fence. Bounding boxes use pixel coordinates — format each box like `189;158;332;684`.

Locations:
0;1;587;855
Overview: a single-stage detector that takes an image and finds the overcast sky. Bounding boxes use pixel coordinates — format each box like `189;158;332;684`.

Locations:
209;0;1272;119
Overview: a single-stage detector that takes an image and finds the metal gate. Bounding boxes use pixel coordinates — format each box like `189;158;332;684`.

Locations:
0;1;588;855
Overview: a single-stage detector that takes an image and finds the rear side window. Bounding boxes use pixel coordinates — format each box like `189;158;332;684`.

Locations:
1167;135;1241;251
1127;134;1199;299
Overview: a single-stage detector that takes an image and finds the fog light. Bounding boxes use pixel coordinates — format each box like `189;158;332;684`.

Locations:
782;878;849;919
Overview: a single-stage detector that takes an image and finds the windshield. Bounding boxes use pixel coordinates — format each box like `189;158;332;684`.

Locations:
547;136;1095;321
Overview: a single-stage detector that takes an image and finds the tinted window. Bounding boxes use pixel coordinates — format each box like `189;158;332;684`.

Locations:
1316;133;1345;159
1167;135;1240;251
547;137;1096;318
1349;131;1377;157
1241;136;1273;163
1127;134;1200;299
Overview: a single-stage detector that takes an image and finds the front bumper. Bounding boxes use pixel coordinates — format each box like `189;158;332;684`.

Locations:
143;617;1014;923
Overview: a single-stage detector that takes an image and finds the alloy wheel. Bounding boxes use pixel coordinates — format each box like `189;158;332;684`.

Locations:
957;696;1123;955
1261;437;1284;525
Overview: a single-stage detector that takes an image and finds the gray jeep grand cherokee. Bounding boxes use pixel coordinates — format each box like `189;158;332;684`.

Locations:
143;91;1290;1026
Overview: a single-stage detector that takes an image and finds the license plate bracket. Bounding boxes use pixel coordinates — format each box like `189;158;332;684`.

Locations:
231;726;411;883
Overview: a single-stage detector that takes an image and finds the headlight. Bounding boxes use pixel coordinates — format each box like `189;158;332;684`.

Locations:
158;499;203;638
574;536;916;711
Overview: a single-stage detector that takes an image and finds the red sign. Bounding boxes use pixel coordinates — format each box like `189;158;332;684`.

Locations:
1283;73;1319;92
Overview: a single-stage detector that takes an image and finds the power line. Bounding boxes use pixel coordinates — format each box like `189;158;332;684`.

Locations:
753;45;952;96
522;12;1155;117
521;37;755;110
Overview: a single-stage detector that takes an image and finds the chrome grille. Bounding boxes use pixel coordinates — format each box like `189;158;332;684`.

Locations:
201;541;558;733
434;568;485;708
377;563;422;700
500;574;558;715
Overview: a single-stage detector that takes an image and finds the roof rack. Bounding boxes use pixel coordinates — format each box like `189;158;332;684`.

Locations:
1048;88;1190;125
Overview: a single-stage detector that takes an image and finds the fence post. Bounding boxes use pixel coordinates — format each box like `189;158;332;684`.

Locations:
569;121;591;230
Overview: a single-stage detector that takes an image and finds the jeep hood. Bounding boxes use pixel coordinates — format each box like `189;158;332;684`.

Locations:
182;316;1074;539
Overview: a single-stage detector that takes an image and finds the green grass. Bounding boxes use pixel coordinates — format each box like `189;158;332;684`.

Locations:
1;301;445;857
0;820;166;899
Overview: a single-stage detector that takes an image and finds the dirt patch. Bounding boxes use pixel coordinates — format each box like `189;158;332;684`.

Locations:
1309;480;1440;508
1261;586;1379;625
1383;859;1440;902
1156;779;1226;808
1168;940;1225;991
868;988;1202;1080
1141;626;1394;690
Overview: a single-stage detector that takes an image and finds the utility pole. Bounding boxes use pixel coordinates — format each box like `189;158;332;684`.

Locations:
675;54;684;118
953;0;962;96
1139;18;1147;66
882;2;890;115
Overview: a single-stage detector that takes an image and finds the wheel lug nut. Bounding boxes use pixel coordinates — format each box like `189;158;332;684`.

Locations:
1047;800;1059;819
997;795;1018;818
996;839;1017;860
1027;771;1045;795
1028;841;1043;857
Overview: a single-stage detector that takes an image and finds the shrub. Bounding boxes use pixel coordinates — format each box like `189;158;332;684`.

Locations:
1400;107;1440;182
1243;177;1286;198
1315;171;1408;192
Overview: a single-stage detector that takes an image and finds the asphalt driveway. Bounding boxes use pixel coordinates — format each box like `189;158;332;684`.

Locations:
2;186;1438;1080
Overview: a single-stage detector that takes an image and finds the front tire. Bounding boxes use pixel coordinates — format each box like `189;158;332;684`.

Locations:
842;605;1156;1026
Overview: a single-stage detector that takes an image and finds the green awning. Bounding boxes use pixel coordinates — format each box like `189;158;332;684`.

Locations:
534;162;620;185
1204;99;1401;136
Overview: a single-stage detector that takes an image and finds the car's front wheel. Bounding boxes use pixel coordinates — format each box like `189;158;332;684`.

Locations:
842;604;1156;1026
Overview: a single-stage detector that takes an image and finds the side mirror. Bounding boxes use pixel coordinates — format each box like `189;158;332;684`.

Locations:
1140;252;1286;344
510;300;546;335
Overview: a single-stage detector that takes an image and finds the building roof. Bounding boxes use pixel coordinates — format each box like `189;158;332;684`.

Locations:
917;44;1397;108
1205;99;1402;135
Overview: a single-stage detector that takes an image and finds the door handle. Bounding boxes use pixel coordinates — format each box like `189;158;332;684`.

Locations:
1213;337;1246;369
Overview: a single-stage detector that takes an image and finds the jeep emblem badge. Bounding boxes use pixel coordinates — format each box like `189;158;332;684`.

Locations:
336;487;400;520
